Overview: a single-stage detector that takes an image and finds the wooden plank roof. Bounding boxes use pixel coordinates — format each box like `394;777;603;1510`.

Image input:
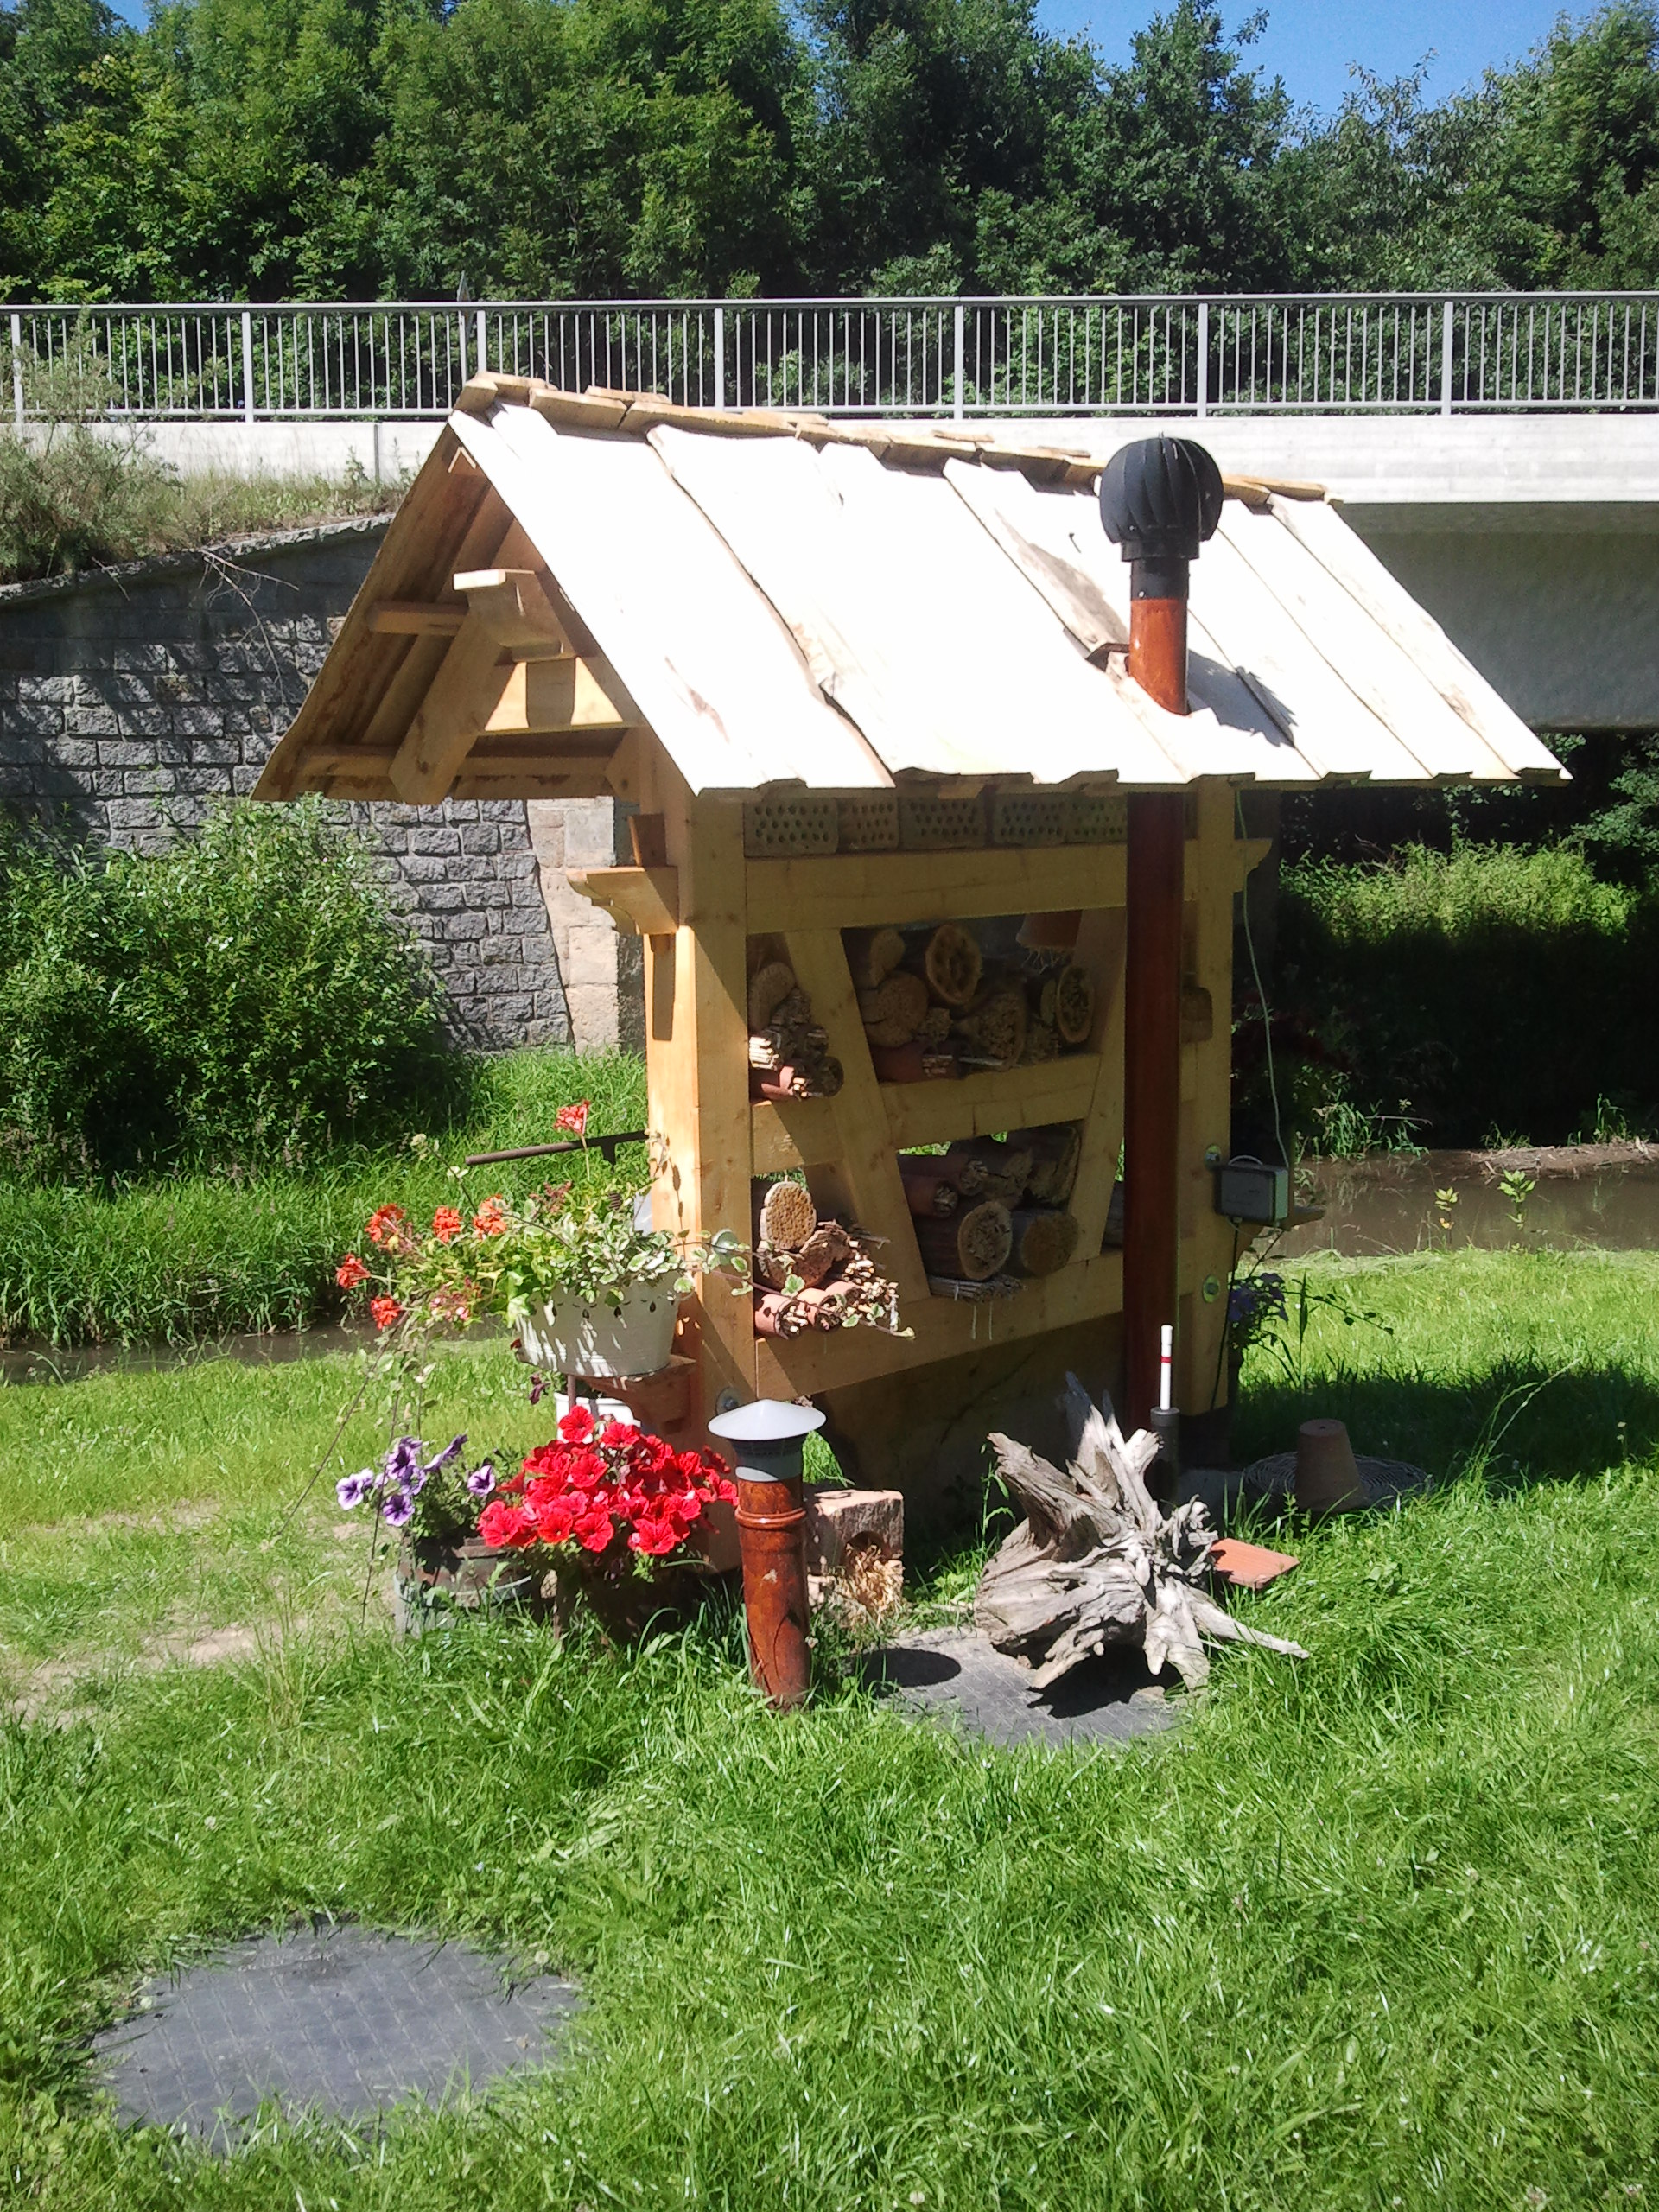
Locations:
255;377;1566;806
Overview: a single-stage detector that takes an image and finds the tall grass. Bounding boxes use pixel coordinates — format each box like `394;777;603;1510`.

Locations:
1280;842;1659;1149
1;1253;1656;2206
0;1048;647;1346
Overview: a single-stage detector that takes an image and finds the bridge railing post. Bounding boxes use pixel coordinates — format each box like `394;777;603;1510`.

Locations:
714;304;725;409
11;311;23;431
953;300;964;421
240;308;255;424
1196;299;1209;417
1440;298;1454;416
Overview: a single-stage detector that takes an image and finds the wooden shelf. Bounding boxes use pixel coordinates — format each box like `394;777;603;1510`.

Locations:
753;1053;1101;1172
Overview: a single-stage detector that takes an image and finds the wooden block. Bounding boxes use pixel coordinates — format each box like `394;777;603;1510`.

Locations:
568;864;679;937
365;601;466;637
589;1355;696;1435
746;847;1129;933
483;655;637;736
804;1484;903;1576
454;566;573;653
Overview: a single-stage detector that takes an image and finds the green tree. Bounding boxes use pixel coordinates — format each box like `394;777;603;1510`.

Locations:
0;0;119;296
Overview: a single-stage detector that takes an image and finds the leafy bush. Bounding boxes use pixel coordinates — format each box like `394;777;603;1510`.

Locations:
1273;843;1659;1150
0;803;453;1177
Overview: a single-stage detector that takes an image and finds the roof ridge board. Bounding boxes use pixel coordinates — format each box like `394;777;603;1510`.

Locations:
457;372;1329;502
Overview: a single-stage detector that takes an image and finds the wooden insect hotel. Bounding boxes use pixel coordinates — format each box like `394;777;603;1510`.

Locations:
257;376;1562;1513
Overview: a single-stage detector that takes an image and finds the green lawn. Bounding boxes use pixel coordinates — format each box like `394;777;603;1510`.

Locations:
2;1250;1657;2208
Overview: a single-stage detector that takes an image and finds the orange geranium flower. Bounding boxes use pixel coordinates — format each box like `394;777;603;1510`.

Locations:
472;1195;509;1236
365;1205;407;1248
431;1206;463;1243
335;1253;369;1288
370;1294;404;1332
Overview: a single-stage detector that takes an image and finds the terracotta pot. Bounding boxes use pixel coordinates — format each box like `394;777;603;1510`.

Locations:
517;1279;681;1378
550;1551;720;1643
394;1535;556;1637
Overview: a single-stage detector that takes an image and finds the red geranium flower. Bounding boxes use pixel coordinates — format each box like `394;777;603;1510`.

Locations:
370;1294;404;1332
472;1196;509;1237
335;1254;369;1289
365;1205;407;1248
556;1100;590;1137
431;1205;463;1243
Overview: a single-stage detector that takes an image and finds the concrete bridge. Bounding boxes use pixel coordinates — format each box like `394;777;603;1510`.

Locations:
22;292;1659;730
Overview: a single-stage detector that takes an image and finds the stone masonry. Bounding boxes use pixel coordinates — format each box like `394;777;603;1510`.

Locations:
0;521;639;1052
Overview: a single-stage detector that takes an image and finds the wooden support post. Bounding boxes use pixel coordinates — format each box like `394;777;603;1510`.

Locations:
1123;590;1188;1433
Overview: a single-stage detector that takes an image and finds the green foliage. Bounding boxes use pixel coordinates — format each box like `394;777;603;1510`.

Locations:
10;0;1659;300
0;1047;647;1344
3;1254;1659;2201
0;802;450;1178
1274;842;1659;1150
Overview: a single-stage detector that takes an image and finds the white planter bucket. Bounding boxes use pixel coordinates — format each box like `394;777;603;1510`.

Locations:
518;1279;681;1379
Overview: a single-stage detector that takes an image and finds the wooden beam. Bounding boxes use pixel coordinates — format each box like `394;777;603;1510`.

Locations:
747;843;1128;933
568;865;680;937
365;601;466;637
784;929;931;1308
483;655;638;736
386;614;512;804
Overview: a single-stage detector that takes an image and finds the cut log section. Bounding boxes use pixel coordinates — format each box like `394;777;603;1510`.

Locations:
870;1040;957;1084
1025;1124;1082;1205
755;1219;855;1288
896;1159;961;1217
921;923;982;1008
845;925;906;993
755;1178;817;1251
913;1199;1013;1281
1006;1206;1079;1277
974;1374;1309;1691
1019;1020;1058;1065
858;969;931;1048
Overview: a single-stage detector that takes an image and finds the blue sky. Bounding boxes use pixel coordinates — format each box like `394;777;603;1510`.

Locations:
99;0;1581;117
1038;0;1575;116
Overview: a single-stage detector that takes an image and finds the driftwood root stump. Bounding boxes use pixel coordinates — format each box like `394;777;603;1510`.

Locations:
976;1375;1309;1690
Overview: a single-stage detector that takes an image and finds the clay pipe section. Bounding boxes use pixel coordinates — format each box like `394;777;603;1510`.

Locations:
731;1471;811;1708
1099;435;1224;1429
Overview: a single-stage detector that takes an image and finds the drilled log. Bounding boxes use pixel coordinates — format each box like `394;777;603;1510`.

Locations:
1053;961;1095;1046
755;1220;856;1290
913;1200;1013;1281
897;1160;961;1217
941;1137;1034;1205
1006;1206;1079;1278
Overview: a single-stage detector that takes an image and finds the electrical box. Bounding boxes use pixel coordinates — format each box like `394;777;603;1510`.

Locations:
1211;1157;1290;1225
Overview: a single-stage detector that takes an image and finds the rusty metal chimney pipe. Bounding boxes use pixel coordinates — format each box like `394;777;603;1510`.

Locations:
1099;437;1223;1432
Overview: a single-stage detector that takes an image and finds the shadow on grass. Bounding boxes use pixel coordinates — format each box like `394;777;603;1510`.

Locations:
1232;1358;1659;1491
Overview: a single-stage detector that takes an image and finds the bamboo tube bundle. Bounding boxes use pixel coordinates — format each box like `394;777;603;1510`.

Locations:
916;1004;951;1045
1006;1205;1079;1277
845;925;906;992
942;1138;1033;1205
858;968;930;1048
754;1178;817;1251
897;1156;961;1217
913;1199;1013;1281
1019;1019;1058;1065
1025;1124;1082;1205
952;983;1027;1069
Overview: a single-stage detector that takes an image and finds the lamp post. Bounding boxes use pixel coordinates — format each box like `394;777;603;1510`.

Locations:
707;1399;823;1709
1098;435;1224;1435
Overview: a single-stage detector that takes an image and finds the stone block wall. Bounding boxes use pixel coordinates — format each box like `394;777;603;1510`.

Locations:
0;521;638;1054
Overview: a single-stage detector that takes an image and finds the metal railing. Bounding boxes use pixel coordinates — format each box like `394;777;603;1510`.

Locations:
10;293;1659;423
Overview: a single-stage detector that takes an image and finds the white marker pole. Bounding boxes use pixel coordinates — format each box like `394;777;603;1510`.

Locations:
1159;1324;1173;1412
